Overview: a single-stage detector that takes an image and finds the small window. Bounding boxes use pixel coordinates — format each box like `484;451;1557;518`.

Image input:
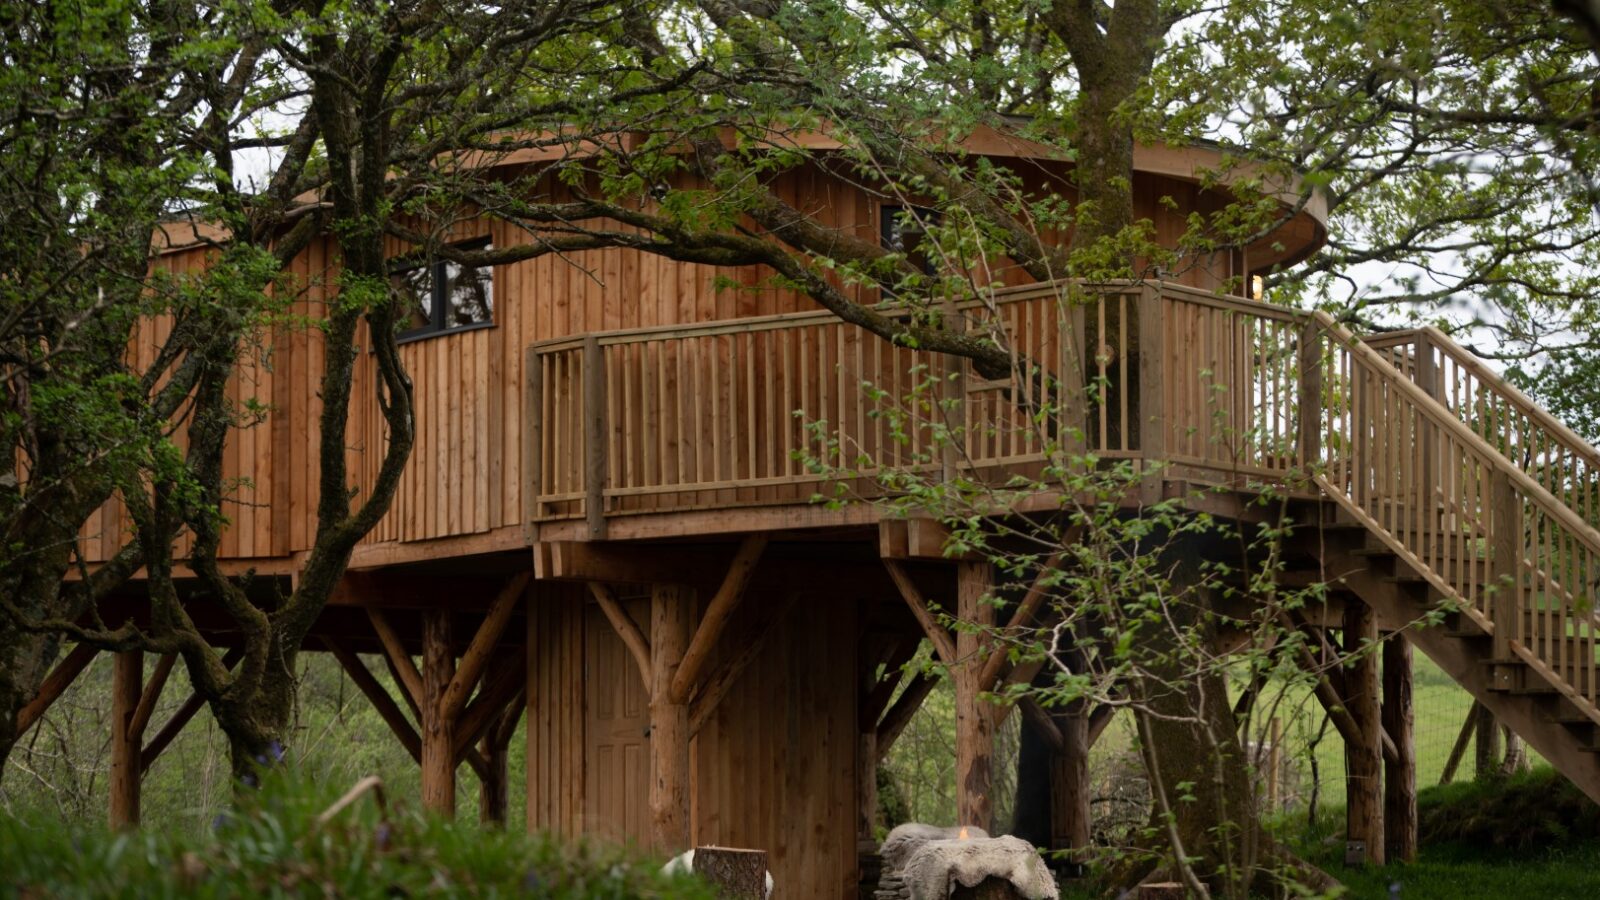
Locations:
879;205;940;276
395;238;495;341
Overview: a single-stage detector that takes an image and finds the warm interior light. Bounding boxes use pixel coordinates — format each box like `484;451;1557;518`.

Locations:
958;827;970;840
1251;275;1264;300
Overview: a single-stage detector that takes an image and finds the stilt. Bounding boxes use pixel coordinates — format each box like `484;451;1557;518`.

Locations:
1343;602;1384;865
955;561;996;832
1049;708;1091;859
858;635;882;851
650;583;693;851
109;650;142;829
1382;635;1416;863
1474;703;1502;781
421;609;456;816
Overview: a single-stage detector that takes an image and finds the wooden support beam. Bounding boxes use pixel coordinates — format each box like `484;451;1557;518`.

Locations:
688;592;798;735
368;607;425;709
325;637;422;763
440;573;530;722
454;655;528;760
671;535;767;704
876;673;936;760
858;632;881;850
421;609;457;818
140;646;244;773
588;582;652;686
1087;701;1117;748
127;653;176;742
109;650;141;829
954;561;996;831
650;583;693;851
861;640;919;730
16;642;98;736
1018;697;1064;753
1475;701;1503;780
1051;709;1091;858
479;690;525;828
976;552;1065;693
884;561;955;665
1383;635;1417;863
583;334;608;539
1343;599;1384;865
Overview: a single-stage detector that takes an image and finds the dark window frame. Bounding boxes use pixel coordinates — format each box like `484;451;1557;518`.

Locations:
394;237;496;344
878;204;940;277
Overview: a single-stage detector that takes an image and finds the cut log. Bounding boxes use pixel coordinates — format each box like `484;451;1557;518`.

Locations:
692;846;769;899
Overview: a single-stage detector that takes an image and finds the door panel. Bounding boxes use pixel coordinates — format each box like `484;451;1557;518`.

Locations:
584;602;650;844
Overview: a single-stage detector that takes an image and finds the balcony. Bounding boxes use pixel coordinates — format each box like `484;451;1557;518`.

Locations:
525;280;1313;539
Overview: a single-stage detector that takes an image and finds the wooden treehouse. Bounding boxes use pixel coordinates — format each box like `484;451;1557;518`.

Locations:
24;133;1600;896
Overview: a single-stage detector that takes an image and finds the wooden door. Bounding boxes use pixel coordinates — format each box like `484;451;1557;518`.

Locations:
583;603;651;844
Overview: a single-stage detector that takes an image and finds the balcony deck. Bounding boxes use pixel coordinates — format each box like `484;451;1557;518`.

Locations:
525;280;1316;542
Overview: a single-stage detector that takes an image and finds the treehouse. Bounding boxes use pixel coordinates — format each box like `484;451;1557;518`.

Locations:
29;129;1600;896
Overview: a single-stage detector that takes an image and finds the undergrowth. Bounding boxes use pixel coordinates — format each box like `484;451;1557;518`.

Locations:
0;771;709;899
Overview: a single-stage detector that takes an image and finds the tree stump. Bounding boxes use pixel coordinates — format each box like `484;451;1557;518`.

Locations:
693;846;768;899
951;876;1025;899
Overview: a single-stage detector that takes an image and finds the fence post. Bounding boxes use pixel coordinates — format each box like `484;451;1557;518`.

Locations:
523;347;543;542
1415;333;1438;514
1298;320;1323;471
583;336;608;540
1489;468;1519;663
1137;285;1165;506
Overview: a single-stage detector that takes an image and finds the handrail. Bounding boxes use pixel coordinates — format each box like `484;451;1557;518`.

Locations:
1313;310;1600;559
1417;325;1600;469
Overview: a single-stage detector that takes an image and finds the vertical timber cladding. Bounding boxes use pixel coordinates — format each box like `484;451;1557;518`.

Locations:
527;582;860;897
691;590;860;899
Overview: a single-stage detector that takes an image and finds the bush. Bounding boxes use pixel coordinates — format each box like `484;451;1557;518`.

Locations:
0;772;712;899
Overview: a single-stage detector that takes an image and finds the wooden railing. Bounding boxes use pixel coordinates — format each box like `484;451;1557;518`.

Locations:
527;279;1600;717
524;281;1346;530
1367;327;1600;529
1316;317;1600;720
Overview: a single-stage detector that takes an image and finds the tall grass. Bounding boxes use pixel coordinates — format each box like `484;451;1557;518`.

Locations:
0;770;711;899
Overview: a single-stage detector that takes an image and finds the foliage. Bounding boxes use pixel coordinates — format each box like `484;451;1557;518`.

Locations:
0;772;710;899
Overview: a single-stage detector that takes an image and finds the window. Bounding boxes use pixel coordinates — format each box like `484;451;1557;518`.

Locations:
879;205;940;276
394;238;495;341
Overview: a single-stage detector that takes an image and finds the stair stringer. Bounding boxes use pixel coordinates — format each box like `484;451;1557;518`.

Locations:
1322;535;1600;804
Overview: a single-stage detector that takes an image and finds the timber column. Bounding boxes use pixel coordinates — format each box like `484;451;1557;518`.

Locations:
109;650;142;829
955;561;996;832
1344;598;1384;865
650;583;694;850
421;609;456;816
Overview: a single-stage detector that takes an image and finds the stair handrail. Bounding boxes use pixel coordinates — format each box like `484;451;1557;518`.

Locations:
1311;310;1600;560
1415;324;1600;469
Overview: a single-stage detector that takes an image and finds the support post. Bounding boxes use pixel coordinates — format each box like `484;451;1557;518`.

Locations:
1049;708;1091;860
1137;285;1165;504
583;335;608;539
109;650;142;829
1383;635;1417;863
954;561;996;832
1343;600;1384;865
421;609;456;817
1489;469;1520;662
1298;319;1323;467
1475;705;1503;781
650;583;693;851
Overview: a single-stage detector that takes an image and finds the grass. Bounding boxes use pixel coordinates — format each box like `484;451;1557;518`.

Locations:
0;771;711;899
1293;767;1600;899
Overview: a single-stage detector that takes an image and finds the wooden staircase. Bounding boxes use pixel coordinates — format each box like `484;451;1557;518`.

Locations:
1301;319;1600;801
